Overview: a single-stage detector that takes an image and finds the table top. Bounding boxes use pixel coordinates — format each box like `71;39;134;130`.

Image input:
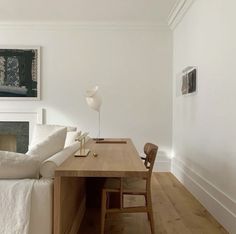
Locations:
55;138;147;178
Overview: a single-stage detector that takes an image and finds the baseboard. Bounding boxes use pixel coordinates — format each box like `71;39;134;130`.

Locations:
154;160;171;172
172;157;236;234
154;153;171;172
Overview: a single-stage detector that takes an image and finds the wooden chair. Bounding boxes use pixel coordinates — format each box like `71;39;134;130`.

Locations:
101;143;158;234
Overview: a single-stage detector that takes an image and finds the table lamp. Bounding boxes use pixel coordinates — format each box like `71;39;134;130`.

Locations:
85;85;104;140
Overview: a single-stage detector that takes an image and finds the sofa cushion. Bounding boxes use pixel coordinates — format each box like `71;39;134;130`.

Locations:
0;151;40;179
40;142;79;178
27;127;67;162
30;124;77;147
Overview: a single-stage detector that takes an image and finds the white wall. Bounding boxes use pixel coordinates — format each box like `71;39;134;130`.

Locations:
172;0;236;232
0;23;173;158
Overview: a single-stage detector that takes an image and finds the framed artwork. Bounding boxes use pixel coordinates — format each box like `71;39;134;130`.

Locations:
181;66;197;95
0;46;40;100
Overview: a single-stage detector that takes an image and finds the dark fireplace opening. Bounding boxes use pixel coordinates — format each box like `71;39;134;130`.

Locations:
0;121;29;153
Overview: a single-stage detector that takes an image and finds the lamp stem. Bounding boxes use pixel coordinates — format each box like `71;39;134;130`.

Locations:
98;110;101;139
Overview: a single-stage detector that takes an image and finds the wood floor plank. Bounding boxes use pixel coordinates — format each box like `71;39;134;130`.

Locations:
151;175;192;234
78;173;228;234
155;173;228;234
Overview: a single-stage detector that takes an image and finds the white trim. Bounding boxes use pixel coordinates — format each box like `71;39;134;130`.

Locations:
0;21;169;31
168;0;196;30
154;160;171;172
172;157;236;233
36;108;43;124
154;152;171;172
0;108;43;123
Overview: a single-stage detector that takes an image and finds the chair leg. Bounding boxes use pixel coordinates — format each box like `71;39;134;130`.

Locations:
101;190;107;234
145;194;150;220
147;193;155;234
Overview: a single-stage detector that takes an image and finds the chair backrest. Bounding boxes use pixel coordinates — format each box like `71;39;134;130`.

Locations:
143;143;158;176
119;143;158;206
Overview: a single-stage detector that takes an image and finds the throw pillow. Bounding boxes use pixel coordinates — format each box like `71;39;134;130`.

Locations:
30;124;69;147
27;127;67;162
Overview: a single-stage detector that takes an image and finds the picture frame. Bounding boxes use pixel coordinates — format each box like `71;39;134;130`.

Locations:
0;46;40;100
181;66;197;95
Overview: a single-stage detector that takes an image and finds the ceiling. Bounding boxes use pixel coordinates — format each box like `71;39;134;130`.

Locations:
0;0;177;24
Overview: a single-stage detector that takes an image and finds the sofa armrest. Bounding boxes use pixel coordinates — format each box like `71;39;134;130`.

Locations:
40;142;80;178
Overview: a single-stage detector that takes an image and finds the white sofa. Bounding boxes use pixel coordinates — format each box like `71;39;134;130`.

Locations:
0;125;81;234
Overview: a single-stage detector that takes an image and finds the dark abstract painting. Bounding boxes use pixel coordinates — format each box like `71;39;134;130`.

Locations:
0;47;40;99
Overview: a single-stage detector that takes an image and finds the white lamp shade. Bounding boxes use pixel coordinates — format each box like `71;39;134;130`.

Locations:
85;86;102;112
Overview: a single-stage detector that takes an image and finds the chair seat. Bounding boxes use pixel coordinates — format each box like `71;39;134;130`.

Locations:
104;177;146;193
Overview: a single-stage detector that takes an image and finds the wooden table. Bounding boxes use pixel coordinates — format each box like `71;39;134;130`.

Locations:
54;138;147;234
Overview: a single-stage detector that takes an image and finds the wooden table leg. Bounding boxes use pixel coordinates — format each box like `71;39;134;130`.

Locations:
54;175;61;234
54;176;86;234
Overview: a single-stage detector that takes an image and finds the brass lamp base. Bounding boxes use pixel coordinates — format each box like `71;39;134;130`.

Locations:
74;149;90;157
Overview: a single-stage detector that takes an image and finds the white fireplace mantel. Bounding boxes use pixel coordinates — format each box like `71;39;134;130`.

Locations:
0;108;44;143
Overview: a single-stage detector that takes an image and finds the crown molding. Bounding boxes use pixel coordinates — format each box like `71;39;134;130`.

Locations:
168;0;196;30
0;21;169;31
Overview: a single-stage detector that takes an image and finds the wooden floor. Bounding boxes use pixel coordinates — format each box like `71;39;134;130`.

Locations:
78;172;228;234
